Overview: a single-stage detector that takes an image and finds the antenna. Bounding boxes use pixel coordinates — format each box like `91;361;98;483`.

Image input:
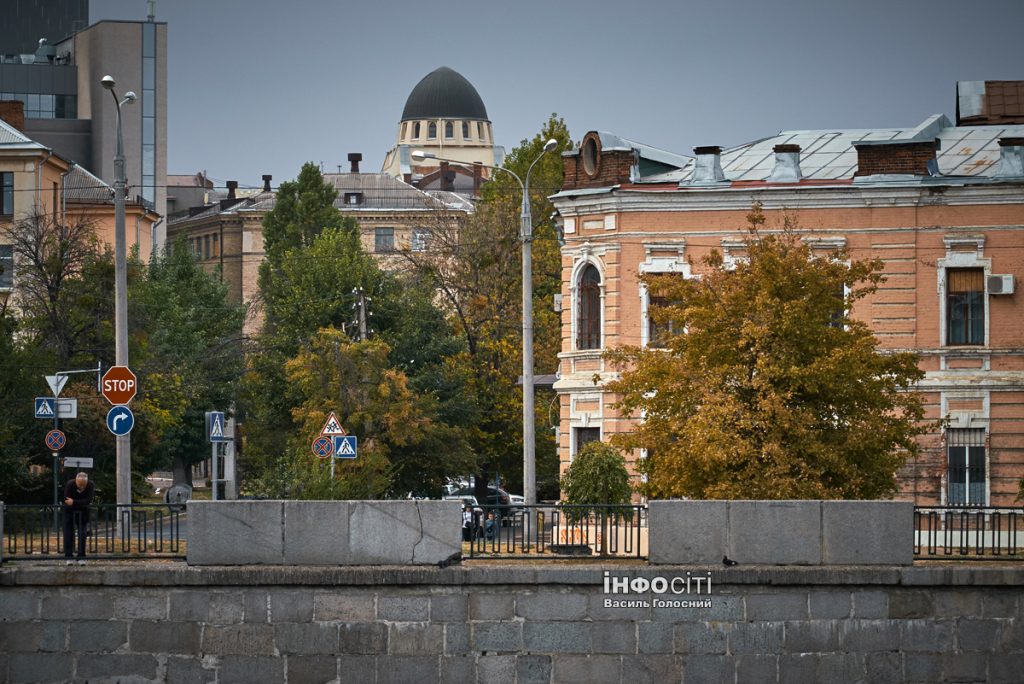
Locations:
147;0;156;21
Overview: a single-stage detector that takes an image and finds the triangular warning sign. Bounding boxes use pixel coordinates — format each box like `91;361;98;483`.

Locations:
211;416;223;438
337;438;355;456
320;411;345;436
37;400;54;416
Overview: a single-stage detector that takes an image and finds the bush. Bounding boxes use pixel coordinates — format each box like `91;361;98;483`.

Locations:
561;441;632;506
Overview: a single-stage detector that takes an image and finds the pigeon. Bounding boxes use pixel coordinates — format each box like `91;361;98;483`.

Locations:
722;555;739;567
438;551;463;569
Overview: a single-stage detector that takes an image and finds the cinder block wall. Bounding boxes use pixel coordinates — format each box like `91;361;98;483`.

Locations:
0;565;1020;683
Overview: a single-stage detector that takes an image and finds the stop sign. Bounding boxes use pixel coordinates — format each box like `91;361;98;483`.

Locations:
101;366;137;405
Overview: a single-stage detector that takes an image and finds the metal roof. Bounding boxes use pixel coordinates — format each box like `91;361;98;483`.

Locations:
64;165;113;203
401;67;488;122
0;117;44;147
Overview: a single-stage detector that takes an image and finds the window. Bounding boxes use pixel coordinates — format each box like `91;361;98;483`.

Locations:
646;274;685;347
1;172;12;215
947;268;984;345
444;121;454;139
345;193;362;205
572;427;601;461
412;228;428;252
413;122;421;139
212;234;219;258
0;244;13;289
401;122;408;139
947;428;986;506
428;122;437;140
462;121;470;139
577;264;602;349
203;235;211;260
375;227;395;253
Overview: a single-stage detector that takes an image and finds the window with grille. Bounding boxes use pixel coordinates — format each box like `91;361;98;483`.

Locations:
947;428;986;506
947;268;984;345
411;228;428;252
577;265;601;349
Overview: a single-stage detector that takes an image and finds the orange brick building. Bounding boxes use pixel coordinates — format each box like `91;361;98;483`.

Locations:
551;84;1024;505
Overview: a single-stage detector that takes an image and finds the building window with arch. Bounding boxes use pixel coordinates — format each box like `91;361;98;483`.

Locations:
444;121;454;139
477;122;485;141
428;122;437;140
401;122;408;139
462;121;470;139
577;264;602;350
413;122;421;139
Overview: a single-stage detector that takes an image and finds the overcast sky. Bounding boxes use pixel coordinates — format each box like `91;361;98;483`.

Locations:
92;0;1024;190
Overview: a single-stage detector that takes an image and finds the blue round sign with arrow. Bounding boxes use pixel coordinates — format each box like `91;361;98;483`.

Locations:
106;405;135;436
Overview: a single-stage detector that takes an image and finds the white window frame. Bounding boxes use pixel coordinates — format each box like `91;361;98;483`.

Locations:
638;242;691;348
571;255;606;352
937;236;990;348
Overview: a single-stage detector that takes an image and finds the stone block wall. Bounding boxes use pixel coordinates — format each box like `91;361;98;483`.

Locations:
0;564;1021;683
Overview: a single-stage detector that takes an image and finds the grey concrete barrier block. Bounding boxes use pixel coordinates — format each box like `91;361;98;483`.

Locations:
648;500;728;564
186;501;284;565
283;501;350;565
729;501;822;565
822;501;913;566
348;501;460;565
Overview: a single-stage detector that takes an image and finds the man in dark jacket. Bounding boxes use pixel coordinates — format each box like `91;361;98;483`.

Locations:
63;471;95;564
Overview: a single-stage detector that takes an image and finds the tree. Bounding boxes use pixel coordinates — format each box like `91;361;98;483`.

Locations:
561;441;633;506
607;204;928;500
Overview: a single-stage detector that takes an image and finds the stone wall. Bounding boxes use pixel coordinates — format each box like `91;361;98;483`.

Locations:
0;564;1021;683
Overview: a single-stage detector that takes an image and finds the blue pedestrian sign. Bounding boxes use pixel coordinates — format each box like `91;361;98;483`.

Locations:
332;435;358;459
106;405;135;436
35;398;56;418
206;411;229;442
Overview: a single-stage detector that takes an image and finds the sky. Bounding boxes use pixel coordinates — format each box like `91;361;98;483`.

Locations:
91;0;1024;190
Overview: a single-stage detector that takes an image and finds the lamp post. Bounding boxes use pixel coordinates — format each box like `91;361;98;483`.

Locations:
100;75;136;512
413;141;558;505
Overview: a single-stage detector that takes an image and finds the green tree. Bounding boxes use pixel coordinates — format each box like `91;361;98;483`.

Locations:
561;441;633;506
607;204;928;500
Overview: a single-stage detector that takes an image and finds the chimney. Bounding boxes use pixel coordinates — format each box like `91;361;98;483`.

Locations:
472;162;483;197
226;180;237;199
690;146;726;184
854;140;938;177
262;174;272;192
403;172;413;185
994;138;1024;178
768;144;802;182
348;153;362;174
0;100;25;131
440;161;455;191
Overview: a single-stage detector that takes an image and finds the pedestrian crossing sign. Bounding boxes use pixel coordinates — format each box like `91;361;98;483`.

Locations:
332;435;357;459
320;411;346;437
35;398;55;418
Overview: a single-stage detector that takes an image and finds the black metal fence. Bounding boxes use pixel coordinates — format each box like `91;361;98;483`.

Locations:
3;504;185;560
914;506;1022;559
464;504;647;559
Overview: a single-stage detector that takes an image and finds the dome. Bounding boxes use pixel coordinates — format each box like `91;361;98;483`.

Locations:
400;66;489;122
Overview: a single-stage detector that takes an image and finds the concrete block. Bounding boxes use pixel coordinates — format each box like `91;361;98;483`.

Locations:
377;655;437;684
865;652;902;684
0;591;38;620
941;651;987;683
218;656;285;684
622;655;682;684
523;622;590;653
387;622;443;656
728;622;784;654
779;654;819;683
337;656;377;683
0;622;41;652
444;623;470;655
314;592;375;621
851;590;889;618
821;500;913;565
901;619;956;652
648;500;728;564
591;621;636;654
982;591;1020;618
209;592;244;624
169;591;210;621
166;656;216;684
348;500;460;565
736;654;777;684
638;622;674;654
76;654;158;680
378;595;429;621
478;655;517;684
989;654;1024;684
286;656;337;684
783;620;838;653
675;622;728;655
889;590;934;618
903;653;944;683
37;622;66;652
517;590;588;620
746;592;809;621
243;590;269;623
680;654;734;684
339;622;388;655
808;590;850;619
729;500;821;565
130;620;201;654
113;591;168;620
517;655;552;684
268;590;313;622
275;622;338;655
430;594;468;622
282;500;349;564
817;653;866;682
201;624;276;656
589;591;652;621
551;655;622;684
470;592;514;620
68;620;127;652
838;619;901;652
472;621;523;653
186;501;284;565
440;656;476;684
41;592;113;619
9;653;72;684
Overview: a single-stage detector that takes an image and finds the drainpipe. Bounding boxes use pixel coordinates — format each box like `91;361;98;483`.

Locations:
36;149;54;216
61;161;76;226
151;217;163;259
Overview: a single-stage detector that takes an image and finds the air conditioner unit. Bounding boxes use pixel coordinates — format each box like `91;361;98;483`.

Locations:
987;274;1014;295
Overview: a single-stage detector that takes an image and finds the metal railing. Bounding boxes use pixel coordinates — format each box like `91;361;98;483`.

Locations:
914;506;1022;559
465;504;647;559
3;504;185;560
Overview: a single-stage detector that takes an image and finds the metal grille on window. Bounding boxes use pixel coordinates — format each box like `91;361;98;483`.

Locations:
577;265;601;350
947;268;984;345
947;428;986;506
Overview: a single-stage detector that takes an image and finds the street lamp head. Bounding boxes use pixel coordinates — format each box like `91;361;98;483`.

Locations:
101;75;116;90
543;139;558;153
124;91;137;104
411;150;435;161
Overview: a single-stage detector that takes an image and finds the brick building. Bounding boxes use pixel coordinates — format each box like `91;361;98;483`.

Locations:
550;83;1024;506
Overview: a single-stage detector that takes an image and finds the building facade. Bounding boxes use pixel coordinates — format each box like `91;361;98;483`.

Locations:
551;91;1024;506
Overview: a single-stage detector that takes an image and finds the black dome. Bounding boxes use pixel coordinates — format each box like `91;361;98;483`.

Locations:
400;67;489;122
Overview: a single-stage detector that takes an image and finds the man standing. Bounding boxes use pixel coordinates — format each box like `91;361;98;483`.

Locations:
63;471;95;565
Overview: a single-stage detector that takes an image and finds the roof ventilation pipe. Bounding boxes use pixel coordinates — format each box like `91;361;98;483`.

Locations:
994;138;1024;178
262;175;272;192
348;153;362;173
226;180;237;199
690;146;726;184
768;144;802;182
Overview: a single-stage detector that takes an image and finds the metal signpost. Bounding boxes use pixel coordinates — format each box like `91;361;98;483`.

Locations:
319;411;349;479
37;366;97;517
205;411;233;500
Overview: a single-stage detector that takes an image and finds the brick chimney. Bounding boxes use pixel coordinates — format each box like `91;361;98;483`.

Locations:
994;138;1024;178
0;100;25;131
854;140;938;176
226;180;238;199
689;146;726;185
439;161;456;192
262;174;272;192
348;153;362;174
768;144;802;182
472;162;483;197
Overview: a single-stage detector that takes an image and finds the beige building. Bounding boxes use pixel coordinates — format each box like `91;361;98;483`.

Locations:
551;83;1024;506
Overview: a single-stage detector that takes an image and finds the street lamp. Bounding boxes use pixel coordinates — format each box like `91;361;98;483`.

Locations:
100;75;136;512
413;140;558;505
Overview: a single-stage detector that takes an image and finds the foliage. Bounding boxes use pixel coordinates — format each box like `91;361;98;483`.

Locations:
607;204;928;500
561;441;633;506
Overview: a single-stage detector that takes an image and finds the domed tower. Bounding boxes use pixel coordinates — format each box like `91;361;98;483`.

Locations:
382;66;504;196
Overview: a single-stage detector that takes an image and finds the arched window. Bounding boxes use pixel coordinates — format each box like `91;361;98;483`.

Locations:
478;122;486;141
413;122;421;139
462;121;470;139
444;121;454;139
577;264;601;349
428;122;437;139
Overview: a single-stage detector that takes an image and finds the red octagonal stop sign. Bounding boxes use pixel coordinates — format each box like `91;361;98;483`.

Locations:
101;366;137;405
